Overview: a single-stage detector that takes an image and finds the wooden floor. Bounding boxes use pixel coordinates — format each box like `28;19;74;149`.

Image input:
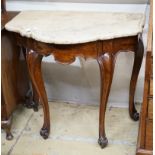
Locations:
2;102;140;155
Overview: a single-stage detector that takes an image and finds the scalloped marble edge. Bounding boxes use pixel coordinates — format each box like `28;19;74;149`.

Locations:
5;11;145;44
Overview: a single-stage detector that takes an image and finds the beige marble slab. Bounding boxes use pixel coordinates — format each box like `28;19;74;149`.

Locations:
5;11;145;44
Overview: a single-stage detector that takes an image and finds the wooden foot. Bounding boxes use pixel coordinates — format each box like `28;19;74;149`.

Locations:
40;127;50;139
26;49;50;139
129;37;144;121
1;117;13;140
97;53;116;148
98;137;108;149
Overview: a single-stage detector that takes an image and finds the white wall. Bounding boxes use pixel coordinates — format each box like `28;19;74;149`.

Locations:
6;1;150;107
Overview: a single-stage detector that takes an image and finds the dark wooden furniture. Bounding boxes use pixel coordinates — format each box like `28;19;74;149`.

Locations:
1;9;32;139
12;31;144;148
1;0;6;14
136;0;153;154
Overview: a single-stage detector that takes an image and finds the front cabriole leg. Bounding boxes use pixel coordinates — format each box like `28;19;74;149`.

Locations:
129;37;144;121
26;49;50;139
97;52;116;148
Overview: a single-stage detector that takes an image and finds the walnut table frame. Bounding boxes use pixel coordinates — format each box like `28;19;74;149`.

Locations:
13;32;144;148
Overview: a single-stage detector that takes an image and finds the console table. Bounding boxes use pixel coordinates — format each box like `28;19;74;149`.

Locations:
5;11;145;148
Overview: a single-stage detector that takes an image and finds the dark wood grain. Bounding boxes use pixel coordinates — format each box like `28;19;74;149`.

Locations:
136;0;153;154
136;52;153;155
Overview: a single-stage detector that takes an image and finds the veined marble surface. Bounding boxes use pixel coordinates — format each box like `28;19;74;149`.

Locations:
5;11;145;44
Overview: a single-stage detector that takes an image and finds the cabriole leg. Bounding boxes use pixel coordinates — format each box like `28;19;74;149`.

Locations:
26;49;50;139
129;38;144;121
97;53;116;148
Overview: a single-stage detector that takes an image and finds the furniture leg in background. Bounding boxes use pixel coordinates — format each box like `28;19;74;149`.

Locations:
1;9;33;139
21;47;40;111
1;29;30;140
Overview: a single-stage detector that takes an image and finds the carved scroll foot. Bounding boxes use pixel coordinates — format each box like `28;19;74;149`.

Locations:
129;37;144;121
98;137;108;149
40;127;50;139
97;52;116;149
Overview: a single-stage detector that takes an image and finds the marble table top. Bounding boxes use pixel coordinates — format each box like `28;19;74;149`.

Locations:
5;11;145;44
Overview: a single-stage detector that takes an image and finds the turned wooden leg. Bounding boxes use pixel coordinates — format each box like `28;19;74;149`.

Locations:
129;37;144;121
1;117;13;140
22;47;39;112
26;49;50;139
97;53;116;148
